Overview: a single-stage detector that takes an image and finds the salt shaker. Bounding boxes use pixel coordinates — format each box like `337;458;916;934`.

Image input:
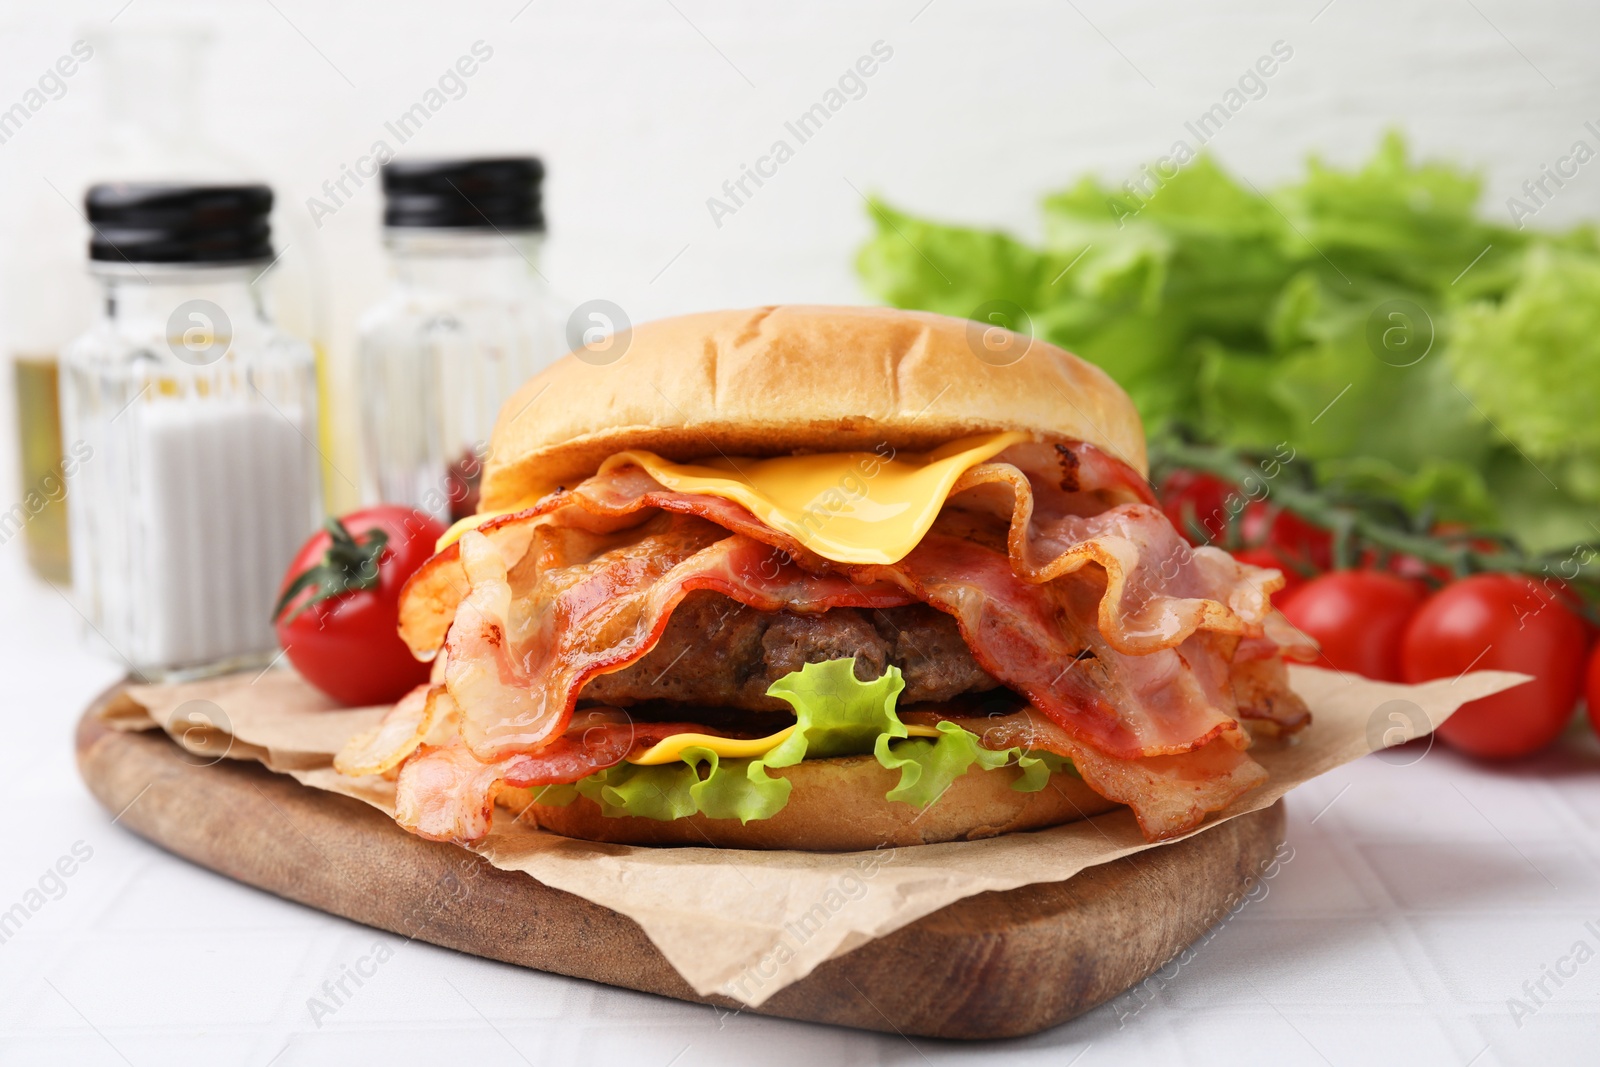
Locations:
357;157;563;522
59;184;321;680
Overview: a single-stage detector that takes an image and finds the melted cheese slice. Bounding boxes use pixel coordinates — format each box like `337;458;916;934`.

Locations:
604;431;1025;565
628;722;942;765
438;509;510;553
436;430;1026;563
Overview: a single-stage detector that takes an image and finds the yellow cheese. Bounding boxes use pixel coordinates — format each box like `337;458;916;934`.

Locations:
603;431;1025;565
436;430;1026;563
627;722;943;765
436;509;510;553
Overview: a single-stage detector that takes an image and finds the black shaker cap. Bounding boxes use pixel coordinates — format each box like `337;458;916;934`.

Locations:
85;183;274;264
381;157;544;231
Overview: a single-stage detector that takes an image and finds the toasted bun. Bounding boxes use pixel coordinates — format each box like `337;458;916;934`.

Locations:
495;754;1119;851
480;305;1146;510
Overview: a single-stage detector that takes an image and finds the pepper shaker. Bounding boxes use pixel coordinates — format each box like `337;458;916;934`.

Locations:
357;157;564;523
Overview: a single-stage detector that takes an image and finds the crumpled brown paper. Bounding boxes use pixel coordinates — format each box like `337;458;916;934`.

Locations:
106;665;1525;1007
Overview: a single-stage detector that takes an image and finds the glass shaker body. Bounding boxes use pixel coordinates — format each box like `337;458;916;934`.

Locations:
357;230;562;522
60;263;322;679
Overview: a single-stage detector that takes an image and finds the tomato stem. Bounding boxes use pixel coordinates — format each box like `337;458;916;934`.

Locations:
1150;432;1600;622
271;518;391;624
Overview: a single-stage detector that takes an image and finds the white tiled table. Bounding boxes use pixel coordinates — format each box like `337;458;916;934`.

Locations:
2;548;1596;1066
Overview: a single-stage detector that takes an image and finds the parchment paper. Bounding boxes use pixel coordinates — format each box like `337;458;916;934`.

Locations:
105;665;1525;1007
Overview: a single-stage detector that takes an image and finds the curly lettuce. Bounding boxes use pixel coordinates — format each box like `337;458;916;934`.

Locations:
874;721;1072;807
857;130;1600;550
528;659;1073;823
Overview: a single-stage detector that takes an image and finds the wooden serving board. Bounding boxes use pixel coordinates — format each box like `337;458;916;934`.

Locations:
76;701;1286;1040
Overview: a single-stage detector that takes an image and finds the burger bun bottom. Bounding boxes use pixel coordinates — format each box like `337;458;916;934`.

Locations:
494;753;1119;851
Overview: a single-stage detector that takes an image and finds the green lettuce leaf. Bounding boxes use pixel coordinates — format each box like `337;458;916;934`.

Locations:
874;721;1074;807
1450;247;1600;466
572;747;794;822
1447;248;1600;548
1278;131;1525;295
543;659;1074;824
1042;155;1299;342
854;199;1057;319
764;656;909;761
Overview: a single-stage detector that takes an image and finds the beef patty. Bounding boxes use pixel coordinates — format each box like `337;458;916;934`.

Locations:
579;591;1000;713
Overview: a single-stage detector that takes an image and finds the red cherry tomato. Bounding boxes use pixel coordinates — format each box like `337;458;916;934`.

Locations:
1279;570;1426;681
273;506;446;706
1546;579;1600;650
1159;470;1231;546
1242;502;1334;573
1354;543;1445;584
1376;549;1452;585
1232;546;1306;605
1400;574;1586;759
1587;642;1600;736
1580;639;1600;739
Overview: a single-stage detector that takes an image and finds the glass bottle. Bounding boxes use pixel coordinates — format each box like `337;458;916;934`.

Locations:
357;158;563;522
59;184;322;680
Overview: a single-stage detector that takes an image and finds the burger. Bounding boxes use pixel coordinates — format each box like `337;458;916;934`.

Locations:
335;305;1312;851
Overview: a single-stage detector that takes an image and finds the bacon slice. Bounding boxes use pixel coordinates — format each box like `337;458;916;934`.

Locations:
1229;652;1312;735
447;514;915;761
334;683;439;778
395;709;709;841
402;445;1283;663
902;704;1267;840
499;709;711;787
394;739;513;842
445;508;1257;764
833;531;1249;760
398;440;1186;657
949;460;1278;653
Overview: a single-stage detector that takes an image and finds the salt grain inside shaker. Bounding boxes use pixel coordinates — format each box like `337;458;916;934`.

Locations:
59;183;322;680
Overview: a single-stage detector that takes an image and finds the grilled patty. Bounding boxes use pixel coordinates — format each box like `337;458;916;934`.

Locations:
578;591;1000;712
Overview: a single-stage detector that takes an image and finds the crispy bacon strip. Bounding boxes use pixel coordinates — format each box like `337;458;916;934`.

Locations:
447;514;915;761
447;510;1259;764
335;683;464;779
395;710;709;841
1229;653;1312;735
842;532;1251;760
902;704;1267;840
498;710;702;786
394;739;511;842
334;683;437;778
949;458;1277;653
1043;738;1266;839
400;440;1184;657
403;449;1282;661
